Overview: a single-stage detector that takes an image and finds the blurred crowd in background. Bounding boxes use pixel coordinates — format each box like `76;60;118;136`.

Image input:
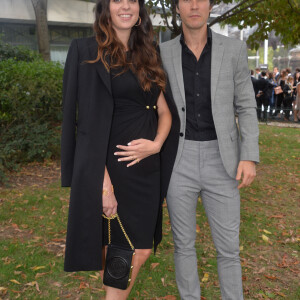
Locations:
250;67;300;123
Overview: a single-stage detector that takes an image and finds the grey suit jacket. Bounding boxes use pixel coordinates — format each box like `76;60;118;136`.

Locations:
159;30;259;179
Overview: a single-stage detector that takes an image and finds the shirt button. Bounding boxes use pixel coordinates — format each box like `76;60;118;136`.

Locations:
196;72;199;76
197;114;201;117
182;107;185;112
196;93;200;97
180;132;184;137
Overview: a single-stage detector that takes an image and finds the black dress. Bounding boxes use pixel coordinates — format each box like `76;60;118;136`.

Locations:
104;67;161;249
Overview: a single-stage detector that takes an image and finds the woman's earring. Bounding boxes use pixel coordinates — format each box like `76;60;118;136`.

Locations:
135;16;141;26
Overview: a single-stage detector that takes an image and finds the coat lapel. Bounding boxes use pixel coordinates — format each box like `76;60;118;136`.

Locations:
95;57;112;95
172;36;186;105
88;37;112;95
211;31;224;105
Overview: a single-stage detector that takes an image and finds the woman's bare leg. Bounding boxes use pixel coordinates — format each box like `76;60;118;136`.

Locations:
103;249;152;300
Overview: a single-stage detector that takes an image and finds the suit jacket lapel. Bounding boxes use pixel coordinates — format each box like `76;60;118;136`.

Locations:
172;36;186;105
88;38;112;95
211;31;224;105
95;56;112;95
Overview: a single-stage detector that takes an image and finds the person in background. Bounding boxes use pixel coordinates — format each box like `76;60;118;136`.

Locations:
255;67;261;79
293;71;300;122
294;77;300;122
255;71;273;121
273;66;280;81
286;68;292;77
267;72;277;115
283;76;294;121
272;69;287;118
293;69;300;84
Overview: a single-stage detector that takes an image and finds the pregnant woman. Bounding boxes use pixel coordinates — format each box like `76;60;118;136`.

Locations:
60;0;180;298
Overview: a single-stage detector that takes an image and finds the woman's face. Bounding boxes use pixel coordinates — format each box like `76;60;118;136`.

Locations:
110;0;140;34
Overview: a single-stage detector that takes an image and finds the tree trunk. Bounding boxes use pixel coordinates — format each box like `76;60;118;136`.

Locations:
31;0;50;61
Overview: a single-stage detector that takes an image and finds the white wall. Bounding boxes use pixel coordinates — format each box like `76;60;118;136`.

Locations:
48;0;95;25
0;0;168;26
0;0;35;23
0;0;95;25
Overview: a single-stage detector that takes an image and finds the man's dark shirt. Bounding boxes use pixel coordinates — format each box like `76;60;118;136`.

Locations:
180;27;217;141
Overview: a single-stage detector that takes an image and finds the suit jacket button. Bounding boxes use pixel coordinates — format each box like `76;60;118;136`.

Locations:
182;107;185;112
180;132;184;137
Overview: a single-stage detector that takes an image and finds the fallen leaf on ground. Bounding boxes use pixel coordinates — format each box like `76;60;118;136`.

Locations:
269;215;284;218
262;234;269;243
264;274;278;280
30;266;45;271
201;273;209;282
275;291;287;297
79;281;89;289
263;229;272;234
10;279;21;284
25;281;40;292
150;263;160;270
0;287;8;293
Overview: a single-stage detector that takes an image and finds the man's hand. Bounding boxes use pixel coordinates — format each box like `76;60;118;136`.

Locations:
236;161;256;189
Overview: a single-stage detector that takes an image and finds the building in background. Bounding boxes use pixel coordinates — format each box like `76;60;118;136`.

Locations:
0;0;227;63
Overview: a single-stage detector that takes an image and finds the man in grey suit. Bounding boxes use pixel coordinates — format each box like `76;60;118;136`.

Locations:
159;0;259;299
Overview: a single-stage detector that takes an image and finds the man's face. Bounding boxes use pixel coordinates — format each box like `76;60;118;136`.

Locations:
274;67;278;73
177;0;212;31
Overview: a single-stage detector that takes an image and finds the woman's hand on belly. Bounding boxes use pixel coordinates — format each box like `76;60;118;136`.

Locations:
114;139;161;167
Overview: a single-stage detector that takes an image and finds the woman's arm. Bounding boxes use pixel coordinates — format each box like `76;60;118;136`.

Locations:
102;166;118;217
114;91;172;167
153;91;172;151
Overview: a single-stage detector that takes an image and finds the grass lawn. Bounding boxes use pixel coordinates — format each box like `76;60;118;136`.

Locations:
0;125;299;299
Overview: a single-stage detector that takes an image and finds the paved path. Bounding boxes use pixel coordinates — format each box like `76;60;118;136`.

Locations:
258;121;300;128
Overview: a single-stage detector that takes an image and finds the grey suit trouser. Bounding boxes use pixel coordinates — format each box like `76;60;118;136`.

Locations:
166;139;243;300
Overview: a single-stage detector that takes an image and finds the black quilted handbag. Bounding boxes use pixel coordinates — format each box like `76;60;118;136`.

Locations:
102;213;135;290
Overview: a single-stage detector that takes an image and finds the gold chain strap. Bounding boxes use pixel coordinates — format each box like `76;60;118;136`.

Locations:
102;213;135;250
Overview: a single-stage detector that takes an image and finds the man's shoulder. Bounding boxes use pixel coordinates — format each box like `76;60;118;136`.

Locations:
212;30;245;50
160;35;180;50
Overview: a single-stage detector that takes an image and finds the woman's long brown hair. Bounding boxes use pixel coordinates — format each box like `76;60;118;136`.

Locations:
88;0;166;91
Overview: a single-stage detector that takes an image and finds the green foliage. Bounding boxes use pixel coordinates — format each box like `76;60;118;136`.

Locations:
151;0;300;48
214;0;300;49
247;47;275;70
0;41;41;62
0;58;63;182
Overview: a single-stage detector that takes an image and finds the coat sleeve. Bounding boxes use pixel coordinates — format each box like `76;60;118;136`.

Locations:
61;39;79;187
233;41;260;163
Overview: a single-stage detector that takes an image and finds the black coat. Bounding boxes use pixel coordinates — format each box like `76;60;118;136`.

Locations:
254;77;273;100
61;37;180;272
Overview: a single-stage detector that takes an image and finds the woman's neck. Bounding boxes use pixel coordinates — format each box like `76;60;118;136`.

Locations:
115;29;131;51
